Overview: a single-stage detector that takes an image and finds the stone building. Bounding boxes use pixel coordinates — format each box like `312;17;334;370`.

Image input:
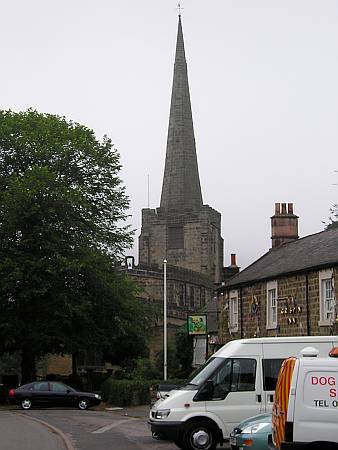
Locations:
126;14;224;342
138;15;223;285
218;203;338;343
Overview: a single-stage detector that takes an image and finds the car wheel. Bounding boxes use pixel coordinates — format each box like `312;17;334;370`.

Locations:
174;436;185;449
78;398;89;410
183;420;218;450
21;398;32;410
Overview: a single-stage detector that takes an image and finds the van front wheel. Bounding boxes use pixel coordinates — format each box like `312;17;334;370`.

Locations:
183;420;218;450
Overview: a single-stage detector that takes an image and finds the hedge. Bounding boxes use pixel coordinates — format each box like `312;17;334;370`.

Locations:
101;378;185;407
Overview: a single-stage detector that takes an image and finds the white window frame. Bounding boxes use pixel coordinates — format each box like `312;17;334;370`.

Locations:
319;269;335;326
266;280;278;330
229;290;239;332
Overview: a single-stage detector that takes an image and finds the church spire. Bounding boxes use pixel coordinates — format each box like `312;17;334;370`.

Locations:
160;15;203;212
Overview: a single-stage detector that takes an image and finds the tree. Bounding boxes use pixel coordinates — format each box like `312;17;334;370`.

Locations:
0;109;151;382
154;326;194;380
325;204;338;230
174;326;193;378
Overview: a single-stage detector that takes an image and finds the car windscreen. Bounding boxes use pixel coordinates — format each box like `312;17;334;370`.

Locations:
183;357;226;388
62;383;75;392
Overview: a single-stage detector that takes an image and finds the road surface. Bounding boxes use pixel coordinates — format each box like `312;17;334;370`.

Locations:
1;406;229;450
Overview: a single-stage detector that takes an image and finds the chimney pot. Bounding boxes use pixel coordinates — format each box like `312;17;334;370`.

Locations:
288;203;294;214
281;203;287;214
230;254;237;266
275;203;281;215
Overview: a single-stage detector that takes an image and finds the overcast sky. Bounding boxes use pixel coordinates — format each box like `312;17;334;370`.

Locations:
1;0;337;269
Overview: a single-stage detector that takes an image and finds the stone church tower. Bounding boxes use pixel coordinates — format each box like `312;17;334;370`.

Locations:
139;16;223;283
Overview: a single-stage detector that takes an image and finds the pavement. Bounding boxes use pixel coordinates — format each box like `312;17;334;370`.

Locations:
0;410;73;450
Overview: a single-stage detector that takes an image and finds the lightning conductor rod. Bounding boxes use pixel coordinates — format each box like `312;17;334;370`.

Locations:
147;174;150;208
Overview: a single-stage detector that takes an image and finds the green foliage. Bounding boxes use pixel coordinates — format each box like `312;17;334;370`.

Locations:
130;357;161;380
325;204;338;230
0;109;153;381
154;339;179;377
174;326;194;378
0;109;132;255
101;376;186;407
101;378;153;406
152;326;194;379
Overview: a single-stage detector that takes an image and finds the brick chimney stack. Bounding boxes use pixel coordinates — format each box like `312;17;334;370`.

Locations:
221;254;240;282
271;203;299;248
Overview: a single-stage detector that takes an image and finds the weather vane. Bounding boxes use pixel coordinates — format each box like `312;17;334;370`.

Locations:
177;2;184;16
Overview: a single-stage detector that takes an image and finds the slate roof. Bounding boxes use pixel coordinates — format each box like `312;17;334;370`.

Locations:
225;228;338;288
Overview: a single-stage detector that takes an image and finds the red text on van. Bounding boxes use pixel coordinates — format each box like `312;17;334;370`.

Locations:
311;377;336;386
329;389;337;397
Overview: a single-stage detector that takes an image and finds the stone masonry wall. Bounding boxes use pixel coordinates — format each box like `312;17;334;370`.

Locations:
128;265;213;322
139;206;223;283
219;266;337;344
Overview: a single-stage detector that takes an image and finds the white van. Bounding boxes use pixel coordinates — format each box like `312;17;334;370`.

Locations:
149;336;338;450
271;346;338;450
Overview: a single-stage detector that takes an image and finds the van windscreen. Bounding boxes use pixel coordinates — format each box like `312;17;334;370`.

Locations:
184;357;226;387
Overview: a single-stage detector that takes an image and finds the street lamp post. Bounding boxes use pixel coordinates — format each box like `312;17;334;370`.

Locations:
163;259;167;381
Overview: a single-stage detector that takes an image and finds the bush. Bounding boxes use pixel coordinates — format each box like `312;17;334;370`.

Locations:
131;357;161;380
101;378;152;406
101;377;185;406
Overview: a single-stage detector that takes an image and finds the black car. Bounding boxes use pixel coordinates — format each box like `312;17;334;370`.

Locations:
8;381;101;410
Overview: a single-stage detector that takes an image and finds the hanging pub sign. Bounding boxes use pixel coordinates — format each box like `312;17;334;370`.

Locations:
187;314;207;335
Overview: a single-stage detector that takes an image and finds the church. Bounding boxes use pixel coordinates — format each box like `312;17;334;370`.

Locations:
124;15;228;350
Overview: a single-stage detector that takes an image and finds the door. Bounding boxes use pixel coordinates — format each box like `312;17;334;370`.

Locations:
272;357;296;449
31;381;51;406
262;340;338;411
49;382;74;407
262;358;285;412
205;357;263;437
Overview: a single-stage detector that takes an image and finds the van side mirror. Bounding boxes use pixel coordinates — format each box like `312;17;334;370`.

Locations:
194;379;214;401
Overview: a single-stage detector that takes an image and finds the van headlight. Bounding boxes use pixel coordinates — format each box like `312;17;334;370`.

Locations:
241;423;269;434
94;394;101;400
155;409;171;419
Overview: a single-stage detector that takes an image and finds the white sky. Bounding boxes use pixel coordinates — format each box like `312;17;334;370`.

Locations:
1;0;337;269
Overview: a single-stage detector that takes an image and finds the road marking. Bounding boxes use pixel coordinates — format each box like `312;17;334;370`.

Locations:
92;418;138;434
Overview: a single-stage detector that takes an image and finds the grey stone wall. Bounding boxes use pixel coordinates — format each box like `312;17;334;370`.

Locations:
126;263;213;321
138;205;223;283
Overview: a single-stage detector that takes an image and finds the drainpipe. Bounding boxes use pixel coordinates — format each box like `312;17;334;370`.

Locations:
306;272;310;336
240;287;243;339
